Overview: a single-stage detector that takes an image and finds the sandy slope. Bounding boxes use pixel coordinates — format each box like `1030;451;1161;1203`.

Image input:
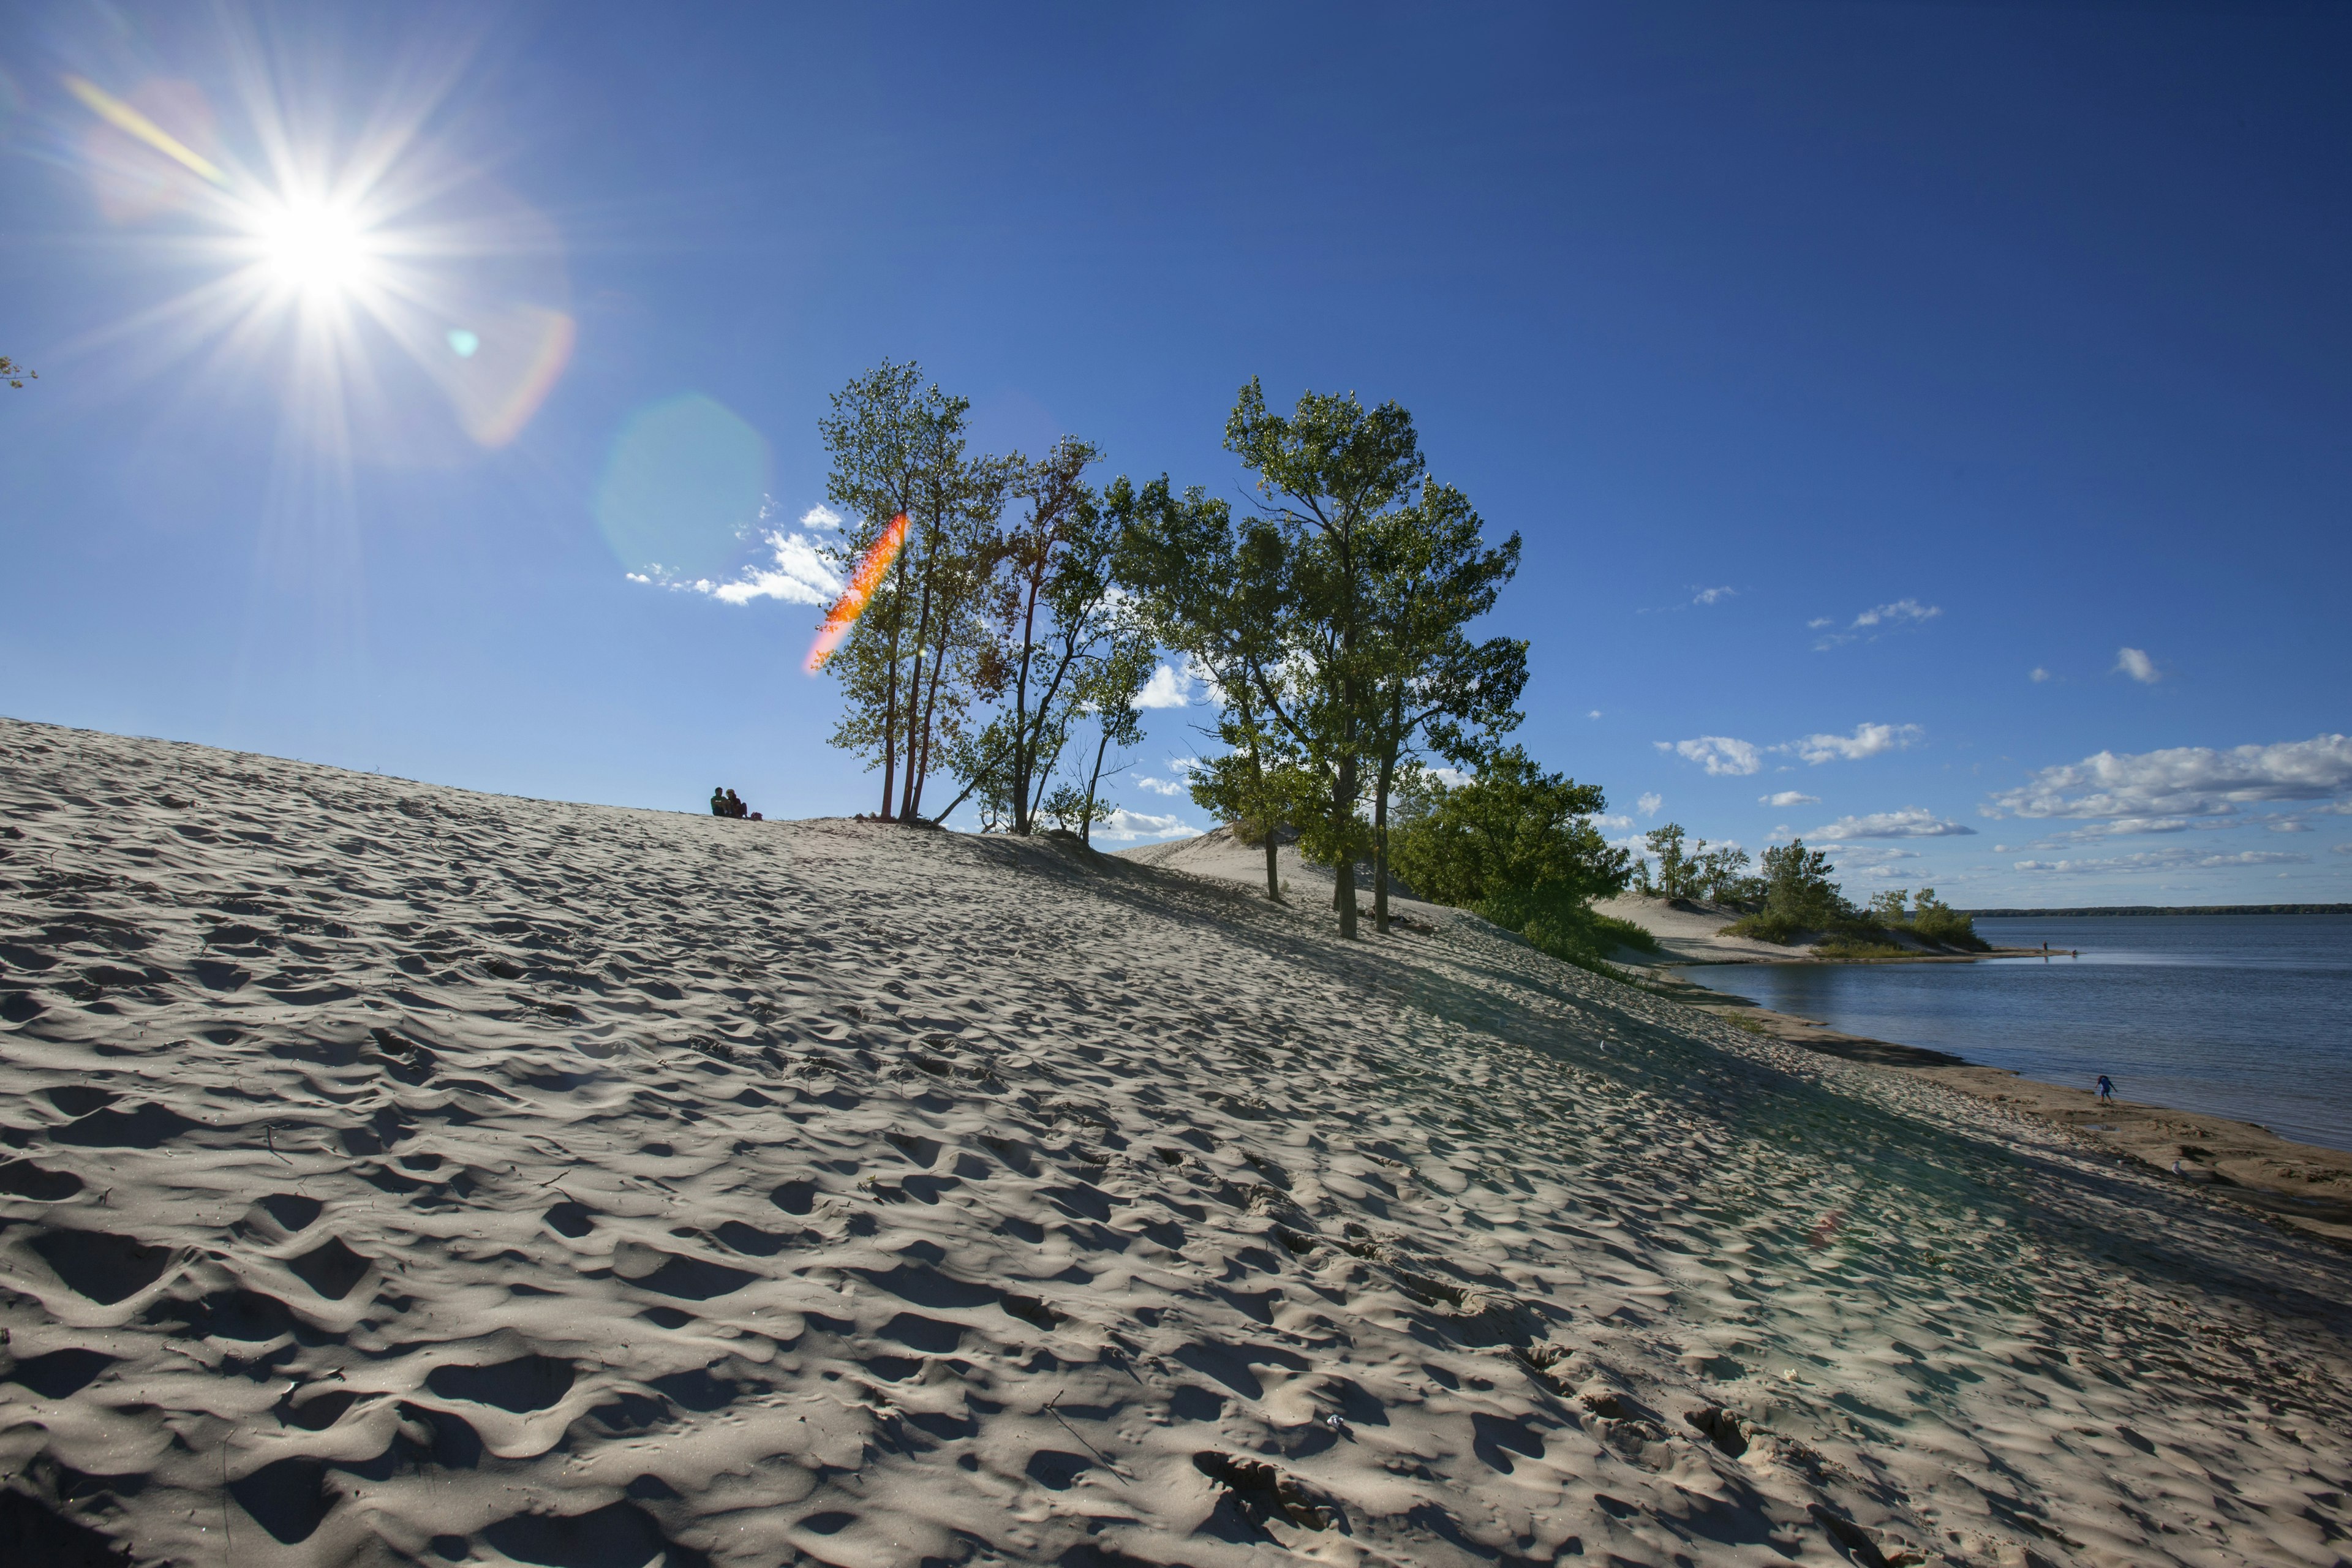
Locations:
1;717;2348;1568
1588;895;1816;965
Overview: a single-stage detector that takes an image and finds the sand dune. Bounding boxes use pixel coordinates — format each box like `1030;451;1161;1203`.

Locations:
1;715;2348;1568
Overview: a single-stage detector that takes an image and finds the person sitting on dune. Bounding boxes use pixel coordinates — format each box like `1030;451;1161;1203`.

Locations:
710;787;729;816
725;788;748;818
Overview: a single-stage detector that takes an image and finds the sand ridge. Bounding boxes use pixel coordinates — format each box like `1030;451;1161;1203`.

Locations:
1;716;2349;1567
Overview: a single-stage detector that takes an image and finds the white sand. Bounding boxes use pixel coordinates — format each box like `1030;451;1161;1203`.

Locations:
1589;894;1817;965
2;717;2348;1568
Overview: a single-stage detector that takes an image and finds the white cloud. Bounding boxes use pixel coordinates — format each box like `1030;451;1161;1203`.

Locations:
1815;598;1940;649
2269;818;2315;833
632;500;845;607
1635;791;1664;816
1784;722;1923;765
1854;598;1940;629
1656;737;1762;777
1760;790;1820;807
2013;848;2311;875
1093;808;1196;843
1989;734;2352;821
709;531;842;606
1134;664;1191;709
2114;647;2161;684
1812;806;1977;840
2334;843;2352;856
1132;776;1187;797
1587;709;1602;720
2030;667;2051;683
1593;814;1634;831
1692;586;1736;606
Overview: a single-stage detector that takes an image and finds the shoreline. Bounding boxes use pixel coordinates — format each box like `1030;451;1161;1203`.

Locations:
1648;965;2352;1248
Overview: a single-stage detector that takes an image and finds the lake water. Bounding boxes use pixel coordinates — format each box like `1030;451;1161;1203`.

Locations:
1686;914;2352;1154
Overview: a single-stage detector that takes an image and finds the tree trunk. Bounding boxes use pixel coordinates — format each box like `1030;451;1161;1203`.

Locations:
1264;831;1281;902
908;626;951;820
1010;567;1043;834
896;534;938;823
876;577;903;820
1373;750;1396;935
1333;753;1359;940
1080;725;1113;846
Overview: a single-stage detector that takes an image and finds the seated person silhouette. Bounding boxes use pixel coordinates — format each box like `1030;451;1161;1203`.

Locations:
725;788;748;819
710;787;728;816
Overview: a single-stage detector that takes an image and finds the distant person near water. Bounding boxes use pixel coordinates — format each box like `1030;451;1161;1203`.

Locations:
2097;1074;2114;1103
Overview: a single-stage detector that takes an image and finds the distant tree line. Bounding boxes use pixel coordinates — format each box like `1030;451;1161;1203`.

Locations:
1628;818;1982;951
814;361;1637;956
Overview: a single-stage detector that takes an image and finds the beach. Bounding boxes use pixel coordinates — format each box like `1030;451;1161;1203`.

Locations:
4;715;2351;1567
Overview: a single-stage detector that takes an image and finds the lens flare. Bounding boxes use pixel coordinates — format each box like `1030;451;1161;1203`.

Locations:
805;513;909;673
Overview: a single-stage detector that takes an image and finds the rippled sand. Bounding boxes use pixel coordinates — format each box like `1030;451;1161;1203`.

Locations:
1;715;2347;1567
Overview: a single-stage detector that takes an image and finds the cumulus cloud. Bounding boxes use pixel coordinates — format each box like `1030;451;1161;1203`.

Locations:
1656;736;1762;776
1760;790;1820;808
1593;814;1635;831
1588;709;1602;720
1989;734;2352;821
1131;776;1188;797
1091;808;1196;843
1133;664;1191;709
1812;806;1977;840
1815;598;1940;649
1692;586;1736;606
630;502;845;606
2114;647;2161;684
2013;848;2310;875
2030;667;2051;683
1659;723;1921;776
1636;792;1664;816
1784;722;1923;765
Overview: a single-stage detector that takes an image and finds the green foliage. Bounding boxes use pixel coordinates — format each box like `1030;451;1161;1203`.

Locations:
1902;887;1987;950
816;360;1009;821
1637;823;1755;902
1724;870;1988;952
1389;748;1629;911
1;356;32;390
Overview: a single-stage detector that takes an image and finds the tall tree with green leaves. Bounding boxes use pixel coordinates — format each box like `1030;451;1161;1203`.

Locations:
1109;474;1300;901
817;361;956;819
1359;480;1526;933
976;437;1110;834
1222;379;1428;939
816;361;1009;822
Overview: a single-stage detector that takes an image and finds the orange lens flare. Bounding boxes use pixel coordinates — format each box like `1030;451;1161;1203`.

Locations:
805;511;908;673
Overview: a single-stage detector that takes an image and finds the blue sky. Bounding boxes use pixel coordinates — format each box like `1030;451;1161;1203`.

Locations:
4;1;2348;906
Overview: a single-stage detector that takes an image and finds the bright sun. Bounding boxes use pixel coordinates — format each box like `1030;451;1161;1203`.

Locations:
252;200;375;296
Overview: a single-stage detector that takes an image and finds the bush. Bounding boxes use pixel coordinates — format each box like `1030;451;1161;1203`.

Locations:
1721;909;1807;944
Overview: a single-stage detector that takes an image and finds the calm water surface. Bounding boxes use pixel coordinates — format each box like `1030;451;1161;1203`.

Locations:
1687;914;2352;1153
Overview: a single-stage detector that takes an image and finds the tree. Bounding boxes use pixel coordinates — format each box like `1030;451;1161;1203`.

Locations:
1071;612;1156;846
1869;888;1910;924
1644;824;1693;897
1;356;32;390
1695;843;1753;902
954;437;1115;834
1111;475;1300;902
1221;379;1428;939
816;361;1008;822
1389;748;1629;919
1359;480;1526;934
1760;839;1847;927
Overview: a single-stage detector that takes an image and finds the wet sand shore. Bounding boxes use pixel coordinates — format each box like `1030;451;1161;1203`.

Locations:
1654;968;2352;1250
